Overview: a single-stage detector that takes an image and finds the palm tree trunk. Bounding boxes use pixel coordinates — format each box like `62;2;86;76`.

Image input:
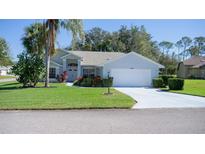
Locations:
45;47;50;87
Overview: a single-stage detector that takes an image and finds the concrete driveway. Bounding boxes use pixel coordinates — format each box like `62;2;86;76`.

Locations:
115;87;205;108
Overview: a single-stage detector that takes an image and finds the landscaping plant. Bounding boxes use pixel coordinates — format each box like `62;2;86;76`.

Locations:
93;76;103;87
159;75;174;86
80;77;92;87
73;76;113;88
57;71;68;82
152;78;164;88
73;77;83;86
12;51;45;87
168;78;184;90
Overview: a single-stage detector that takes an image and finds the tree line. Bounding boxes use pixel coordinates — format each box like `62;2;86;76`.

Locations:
159;36;205;61
69;26;205;74
0;37;13;66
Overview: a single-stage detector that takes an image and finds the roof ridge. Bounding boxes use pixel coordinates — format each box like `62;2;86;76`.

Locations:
68;50;124;54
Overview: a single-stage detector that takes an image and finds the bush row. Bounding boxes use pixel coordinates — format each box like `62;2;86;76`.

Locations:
152;78;164;88
73;76;113;87
152;75;184;90
168;78;184;90
158;75;174;86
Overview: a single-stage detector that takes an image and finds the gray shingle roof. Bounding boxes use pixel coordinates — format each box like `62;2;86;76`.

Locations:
53;49;164;68
183;56;205;67
68;51;125;66
192;61;205;68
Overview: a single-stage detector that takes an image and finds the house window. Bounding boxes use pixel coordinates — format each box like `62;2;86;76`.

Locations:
49;68;56;78
83;68;95;77
68;63;78;67
68;63;78;72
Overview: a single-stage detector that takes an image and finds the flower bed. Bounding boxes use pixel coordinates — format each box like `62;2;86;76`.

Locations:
73;76;113;87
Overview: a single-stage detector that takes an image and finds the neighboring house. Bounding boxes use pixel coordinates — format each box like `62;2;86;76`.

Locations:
50;49;164;86
0;66;11;76
177;56;205;79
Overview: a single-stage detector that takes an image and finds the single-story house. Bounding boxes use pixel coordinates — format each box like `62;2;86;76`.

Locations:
0;66;11;76
177;56;205;79
50;49;164;87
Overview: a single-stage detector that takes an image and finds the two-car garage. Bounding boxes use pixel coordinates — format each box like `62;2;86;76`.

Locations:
111;69;151;87
103;52;164;87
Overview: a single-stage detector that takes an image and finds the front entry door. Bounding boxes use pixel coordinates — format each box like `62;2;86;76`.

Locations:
68;69;77;81
67;61;78;82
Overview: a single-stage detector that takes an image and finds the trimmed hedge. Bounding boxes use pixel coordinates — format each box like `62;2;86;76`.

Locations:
80;78;92;87
152;78;164;88
73;77;83;86
159;75;174;86
73;77;113;87
93;76;103;87
102;77;113;87
168;78;184;90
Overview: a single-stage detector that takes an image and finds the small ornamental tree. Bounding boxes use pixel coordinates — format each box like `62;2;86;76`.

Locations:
57;71;68;82
12;51;45;87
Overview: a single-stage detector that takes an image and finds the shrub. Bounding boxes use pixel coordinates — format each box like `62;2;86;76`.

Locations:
152;78;164;88
73;76;113;87
93;76;103;87
80;77;92;87
159;75;174;86
57;71;68;82
73;77;83;86
168;78;184;90
11;51;45;87
102;77;113;87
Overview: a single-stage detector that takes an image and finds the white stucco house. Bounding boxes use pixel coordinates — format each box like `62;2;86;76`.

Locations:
50;49;164;87
0;66;11;76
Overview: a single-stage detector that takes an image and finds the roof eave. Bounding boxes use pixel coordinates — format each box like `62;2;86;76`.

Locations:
50;60;63;67
60;50;82;59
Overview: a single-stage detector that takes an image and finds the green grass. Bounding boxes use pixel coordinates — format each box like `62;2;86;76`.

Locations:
170;79;205;97
0;76;16;79
0;82;134;109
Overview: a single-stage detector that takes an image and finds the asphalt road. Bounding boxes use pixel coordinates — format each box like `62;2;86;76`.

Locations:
0;109;205;134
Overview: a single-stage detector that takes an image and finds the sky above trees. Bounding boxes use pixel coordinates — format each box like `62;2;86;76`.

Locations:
0;19;205;60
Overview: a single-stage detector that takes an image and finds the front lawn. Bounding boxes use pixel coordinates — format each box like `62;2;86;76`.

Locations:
0;76;16;79
170;79;205;97
0;82;134;109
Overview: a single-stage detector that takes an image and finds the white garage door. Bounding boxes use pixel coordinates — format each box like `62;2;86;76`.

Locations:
111;69;151;87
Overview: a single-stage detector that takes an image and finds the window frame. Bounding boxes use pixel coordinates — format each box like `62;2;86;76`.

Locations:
83;68;95;77
49;67;56;78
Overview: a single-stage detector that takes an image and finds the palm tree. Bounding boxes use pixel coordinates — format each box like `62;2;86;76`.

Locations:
61;19;84;50
22;23;46;56
180;37;192;60
159;41;173;56
175;40;183;61
193;36;205;55
44;19;84;87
